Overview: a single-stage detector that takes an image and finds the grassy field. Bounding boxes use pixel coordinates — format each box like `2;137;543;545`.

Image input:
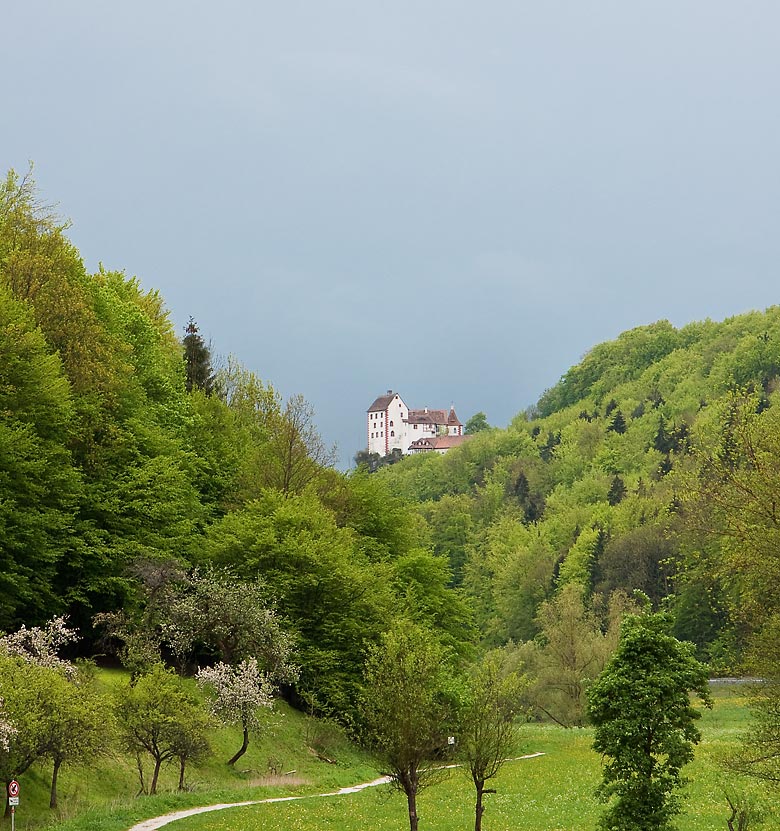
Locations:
5;680;776;831
6;668;376;831
161;684;776;831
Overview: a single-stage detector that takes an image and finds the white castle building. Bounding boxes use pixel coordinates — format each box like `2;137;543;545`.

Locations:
366;390;467;456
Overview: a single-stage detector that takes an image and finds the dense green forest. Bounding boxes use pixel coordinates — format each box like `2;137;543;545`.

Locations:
2;168;780;827
0;168;472;718
17;163;780;679
378;313;780;673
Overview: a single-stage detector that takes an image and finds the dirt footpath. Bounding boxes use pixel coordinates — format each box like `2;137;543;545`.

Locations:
128;755;545;830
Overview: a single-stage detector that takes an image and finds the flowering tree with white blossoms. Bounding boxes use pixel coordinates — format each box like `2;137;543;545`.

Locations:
196;659;275;766
0;616;77;678
164;570;297;678
0;618;110;810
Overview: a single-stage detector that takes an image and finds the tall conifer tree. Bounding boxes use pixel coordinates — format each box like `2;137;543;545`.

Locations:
183;318;215;394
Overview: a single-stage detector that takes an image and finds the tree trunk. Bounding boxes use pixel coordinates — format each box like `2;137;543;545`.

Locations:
51;757;62;809
150;757;162;795
406;788;419;831
474;783;484;831
135;753;146;796
178;756;186;791
227;726;250;766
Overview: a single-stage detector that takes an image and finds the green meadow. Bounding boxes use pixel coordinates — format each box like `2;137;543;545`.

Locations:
9;668;373;831
37;681;771;831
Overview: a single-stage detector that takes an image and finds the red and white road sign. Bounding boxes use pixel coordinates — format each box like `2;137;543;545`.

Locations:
7;780;19;798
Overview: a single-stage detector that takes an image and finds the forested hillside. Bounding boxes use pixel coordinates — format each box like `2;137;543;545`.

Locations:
6;164;780;696
0;169;473;718
4;169;780;827
5;166;780;693
378;310;780;679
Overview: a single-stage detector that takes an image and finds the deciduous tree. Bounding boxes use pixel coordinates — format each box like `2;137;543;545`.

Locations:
358;622;459;831
684;390;780;634
459;649;527;831
525;585;633;728
38;667;108;808
266;393;337;494
115;665;210;795
162;569;296;678
0;288;81;629
465;412;490;434
196;659;274;766
725;614;780;788
0;656;55;813
587;612;711;831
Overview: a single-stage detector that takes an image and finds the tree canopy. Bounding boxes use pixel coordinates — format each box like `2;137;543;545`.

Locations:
587;613;711;831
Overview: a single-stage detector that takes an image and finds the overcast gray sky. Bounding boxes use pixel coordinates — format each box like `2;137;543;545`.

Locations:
4;2;780;467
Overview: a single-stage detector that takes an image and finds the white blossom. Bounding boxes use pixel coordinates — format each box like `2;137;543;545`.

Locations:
0;616;78;678
163;570;298;684
196;659;274;733
0;699;17;752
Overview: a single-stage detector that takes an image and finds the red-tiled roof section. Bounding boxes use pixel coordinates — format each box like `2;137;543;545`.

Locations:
407;408;449;425
408;435;469;451
447;407;462;426
367;392;398;413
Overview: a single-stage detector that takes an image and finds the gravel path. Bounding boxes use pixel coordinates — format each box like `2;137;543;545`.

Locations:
126;777;393;830
127;755;545;830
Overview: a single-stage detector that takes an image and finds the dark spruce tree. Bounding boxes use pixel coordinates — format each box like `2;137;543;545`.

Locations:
607;409;627;434
607;475;627;506
183;318;216;394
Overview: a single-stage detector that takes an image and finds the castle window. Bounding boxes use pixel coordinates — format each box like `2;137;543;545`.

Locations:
391;430;395;437
389;420;393;427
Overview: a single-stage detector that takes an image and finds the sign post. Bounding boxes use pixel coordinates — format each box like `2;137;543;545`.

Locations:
8;780;19;831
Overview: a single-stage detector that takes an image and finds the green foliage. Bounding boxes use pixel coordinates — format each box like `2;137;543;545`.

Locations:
607;474;626;506
725;615;780;787
37;666;109;808
114;665;211;795
0;655;60;782
535;320;683;417
683;389;780;635
331;470;421;563
354;447;404;472
419;494;475;586
390;551;475;657
459;648;527;831
465;516;557;644
358;621;460;831
587;613;711;831
593;523;675;606
0;286;81;627
465;412;490;434
523;585;636;728
164;568;296;676
262;394;337;494
204;491;398;714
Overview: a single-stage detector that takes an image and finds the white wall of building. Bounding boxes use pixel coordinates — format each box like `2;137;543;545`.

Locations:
367;393;408;456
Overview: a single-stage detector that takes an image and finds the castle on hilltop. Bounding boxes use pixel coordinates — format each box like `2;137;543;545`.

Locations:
366;390;468;456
